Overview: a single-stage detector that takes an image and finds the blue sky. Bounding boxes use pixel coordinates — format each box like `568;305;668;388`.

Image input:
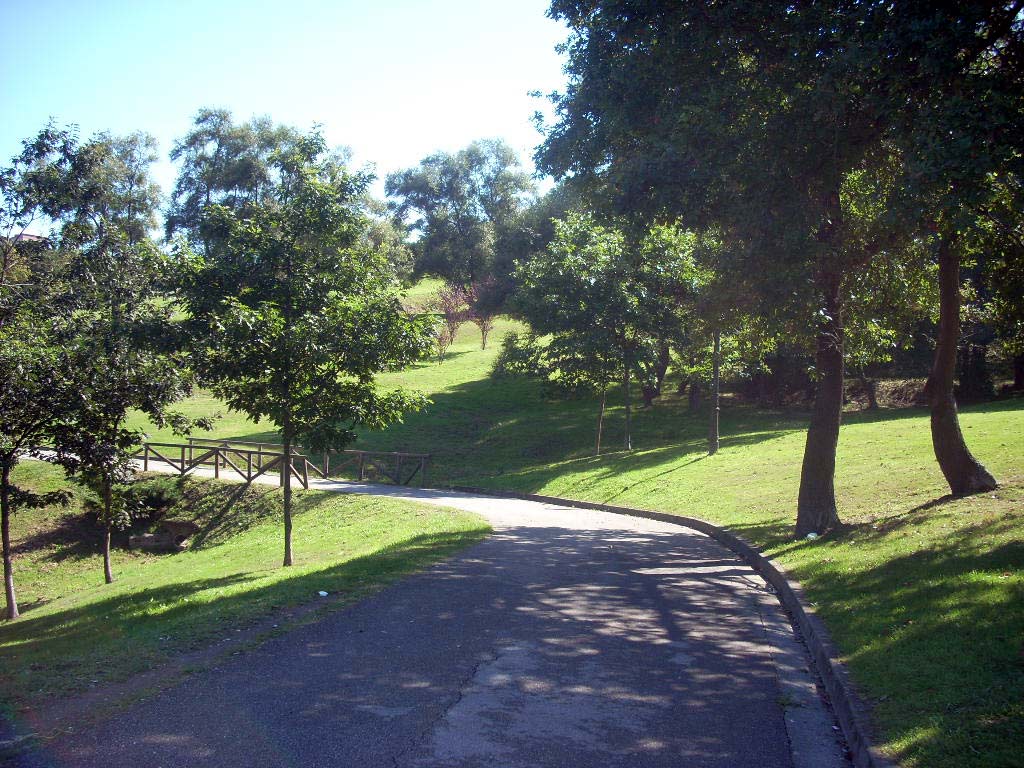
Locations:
0;0;568;200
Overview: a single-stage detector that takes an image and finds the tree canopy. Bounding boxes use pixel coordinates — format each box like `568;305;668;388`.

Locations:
177;130;433;566
386;139;535;286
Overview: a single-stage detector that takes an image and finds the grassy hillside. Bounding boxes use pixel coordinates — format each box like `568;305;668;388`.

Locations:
0;462;488;712
127;314;1023;768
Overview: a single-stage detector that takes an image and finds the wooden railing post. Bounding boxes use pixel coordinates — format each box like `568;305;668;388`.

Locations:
358;452;365;481
143;445;149;472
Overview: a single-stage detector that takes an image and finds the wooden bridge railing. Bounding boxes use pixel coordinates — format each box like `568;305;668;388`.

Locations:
183;438;430;487
134;442;314;489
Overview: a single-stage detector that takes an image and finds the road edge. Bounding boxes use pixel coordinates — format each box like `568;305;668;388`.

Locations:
447;484;897;768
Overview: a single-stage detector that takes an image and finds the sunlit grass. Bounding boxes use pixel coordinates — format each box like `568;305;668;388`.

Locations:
0;466;488;709
123;283;1024;767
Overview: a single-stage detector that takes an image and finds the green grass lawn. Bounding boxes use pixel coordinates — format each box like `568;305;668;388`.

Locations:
0;461;488;713
125;312;1023;768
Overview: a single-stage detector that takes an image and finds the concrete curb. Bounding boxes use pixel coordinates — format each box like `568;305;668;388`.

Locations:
446;484;897;768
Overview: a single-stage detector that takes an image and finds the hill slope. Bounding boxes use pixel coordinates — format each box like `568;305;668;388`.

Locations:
132;318;1023;768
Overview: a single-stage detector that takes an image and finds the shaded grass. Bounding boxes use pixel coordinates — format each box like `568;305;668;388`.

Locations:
125;302;1024;768
0;466;489;709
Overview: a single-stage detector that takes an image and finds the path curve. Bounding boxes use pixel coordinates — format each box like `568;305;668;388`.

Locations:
20;463;850;768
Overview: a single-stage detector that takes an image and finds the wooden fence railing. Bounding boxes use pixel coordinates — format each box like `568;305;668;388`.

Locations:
134;442;315;489
183;438;430;487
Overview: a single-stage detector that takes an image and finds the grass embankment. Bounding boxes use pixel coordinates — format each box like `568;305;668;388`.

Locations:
0;462;488;711
132;314;1022;768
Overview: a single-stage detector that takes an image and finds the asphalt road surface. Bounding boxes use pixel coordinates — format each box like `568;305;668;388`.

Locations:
17;481;850;768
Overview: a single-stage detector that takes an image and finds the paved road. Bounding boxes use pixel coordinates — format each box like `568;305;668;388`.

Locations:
18;475;849;767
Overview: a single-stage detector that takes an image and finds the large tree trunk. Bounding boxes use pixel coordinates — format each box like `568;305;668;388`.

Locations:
596;387;607;456
654;340;670;395
708;328;721;455
283;432;294;567
1014;353;1024;391
924;235;997;495
688;380;702;412
796;271;845;538
858;371;879;411
623;356;633;451
2;464;18;620
102;480;114;584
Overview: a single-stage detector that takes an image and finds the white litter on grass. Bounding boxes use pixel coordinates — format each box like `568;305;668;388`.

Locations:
318;591;329;597
805;532;819;540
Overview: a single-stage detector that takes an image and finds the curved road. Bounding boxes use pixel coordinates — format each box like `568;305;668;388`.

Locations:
22;475;850;767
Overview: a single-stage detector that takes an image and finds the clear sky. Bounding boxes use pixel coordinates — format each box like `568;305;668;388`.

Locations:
0;0;569;201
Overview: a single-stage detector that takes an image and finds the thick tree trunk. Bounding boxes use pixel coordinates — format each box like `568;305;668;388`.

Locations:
924;236;997;495
1014;353;1024;391
756;370;770;408
623;358;632;451
283;432;294;566
102;480;114;584
2;464;18;620
596;387;607;457
688;380;702;412
708;328;721;455
796;271;845;538
654;341;670;395
859;371;879;411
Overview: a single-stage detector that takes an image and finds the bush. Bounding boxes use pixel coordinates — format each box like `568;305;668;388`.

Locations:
491;331;545;378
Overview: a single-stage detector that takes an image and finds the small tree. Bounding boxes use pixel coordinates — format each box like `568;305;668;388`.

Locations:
429;282;469;362
0;331;77;618
47;133;196;584
466;279;499;350
178;131;432;566
515;213;697;451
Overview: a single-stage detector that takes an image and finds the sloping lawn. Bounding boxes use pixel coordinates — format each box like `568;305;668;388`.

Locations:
0;463;488;711
126;314;1023;768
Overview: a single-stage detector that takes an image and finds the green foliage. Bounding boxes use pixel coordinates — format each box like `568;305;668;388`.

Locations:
177;130;433;457
386;139;535;285
514;212;699;392
34;130;198;583
166;108;304;247
492;331;545;379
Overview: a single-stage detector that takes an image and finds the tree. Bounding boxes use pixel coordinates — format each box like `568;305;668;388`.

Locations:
177;131;433;566
538;1;1023;535
166;108;303;249
47;132;196;584
428;282;469;362
466;279;499;350
978;174;1024;389
495;329;620;455
386;140;535;286
515;213;697;451
0;125;81;619
0;329;76;618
